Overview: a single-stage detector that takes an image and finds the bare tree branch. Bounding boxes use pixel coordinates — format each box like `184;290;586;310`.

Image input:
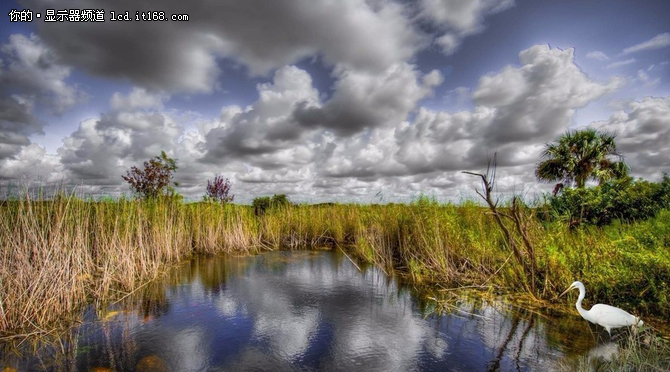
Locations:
462;153;539;296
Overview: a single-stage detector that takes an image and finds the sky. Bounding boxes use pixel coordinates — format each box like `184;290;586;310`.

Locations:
1;0;669;203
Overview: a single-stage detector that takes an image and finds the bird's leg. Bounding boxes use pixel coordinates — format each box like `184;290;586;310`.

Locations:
586;322;597;343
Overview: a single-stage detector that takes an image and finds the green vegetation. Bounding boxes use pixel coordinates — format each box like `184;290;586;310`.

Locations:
548;175;670;226
252;194;290;215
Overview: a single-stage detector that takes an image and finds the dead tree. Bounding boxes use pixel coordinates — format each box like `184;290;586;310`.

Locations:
463;154;539;295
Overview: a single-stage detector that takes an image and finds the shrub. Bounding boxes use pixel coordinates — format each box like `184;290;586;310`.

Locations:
122;151;179;199
271;194;289;206
252;196;271;215
549;175;670;226
252;194;290;215
204;175;234;204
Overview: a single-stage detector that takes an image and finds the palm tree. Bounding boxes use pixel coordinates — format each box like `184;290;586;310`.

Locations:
536;129;629;194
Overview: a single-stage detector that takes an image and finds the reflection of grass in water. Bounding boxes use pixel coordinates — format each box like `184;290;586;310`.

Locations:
558;329;670;371
77;345;92;355
135;355;168;372
417;287;670;371
419;290;549;370
0;324;82;371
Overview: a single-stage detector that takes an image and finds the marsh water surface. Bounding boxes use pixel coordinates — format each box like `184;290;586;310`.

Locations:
2;250;619;371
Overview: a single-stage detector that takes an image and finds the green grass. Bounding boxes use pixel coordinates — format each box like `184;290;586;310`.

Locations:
1;195;669;337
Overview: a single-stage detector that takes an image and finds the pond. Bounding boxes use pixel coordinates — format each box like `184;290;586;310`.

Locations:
1;250;621;371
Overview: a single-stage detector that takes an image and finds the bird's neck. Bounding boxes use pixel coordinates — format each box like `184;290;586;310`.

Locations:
575;287;593;322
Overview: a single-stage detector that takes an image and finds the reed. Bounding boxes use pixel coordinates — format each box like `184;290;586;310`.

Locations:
1;194;669;336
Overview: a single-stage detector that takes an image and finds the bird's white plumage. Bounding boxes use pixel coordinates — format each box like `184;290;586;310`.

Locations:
562;281;643;335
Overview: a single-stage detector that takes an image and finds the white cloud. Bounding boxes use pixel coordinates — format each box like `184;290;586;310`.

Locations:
301;45;621;198
110;88;168;111
419;0;514;33
591;97;670;180
639;70;650;80
58;108;184;187
435;33;461;55
419;0;515;56
444;86;471;106
293;63;443;135
606;58;636;69
0;95;42;160
622;32;670;55
51;65;322;199
0;143;62;182
636;69;661;88
202;65;321;163
586;51;609;61
473;46;622;145
391;45;621;193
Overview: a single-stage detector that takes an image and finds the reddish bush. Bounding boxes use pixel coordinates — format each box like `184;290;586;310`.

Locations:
122;151;178;199
205;175;234;204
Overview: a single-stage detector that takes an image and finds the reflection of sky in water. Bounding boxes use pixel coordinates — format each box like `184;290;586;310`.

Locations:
1;251;600;371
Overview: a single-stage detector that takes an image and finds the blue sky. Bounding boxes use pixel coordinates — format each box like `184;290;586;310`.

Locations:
1;0;669;201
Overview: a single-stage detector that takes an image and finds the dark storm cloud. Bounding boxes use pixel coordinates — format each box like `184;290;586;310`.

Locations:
1;33;85;114
0;95;42;160
0;34;82;162
22;0;424;93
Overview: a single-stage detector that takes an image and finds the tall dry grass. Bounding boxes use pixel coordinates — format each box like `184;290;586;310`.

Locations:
0;196;260;335
1;194;669;336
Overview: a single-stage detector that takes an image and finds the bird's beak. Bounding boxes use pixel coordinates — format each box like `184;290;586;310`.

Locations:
560;285;574;297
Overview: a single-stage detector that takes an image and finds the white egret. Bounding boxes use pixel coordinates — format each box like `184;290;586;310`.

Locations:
561;281;643;336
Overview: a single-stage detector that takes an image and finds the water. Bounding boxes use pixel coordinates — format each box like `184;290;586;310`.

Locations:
2;250;616;371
